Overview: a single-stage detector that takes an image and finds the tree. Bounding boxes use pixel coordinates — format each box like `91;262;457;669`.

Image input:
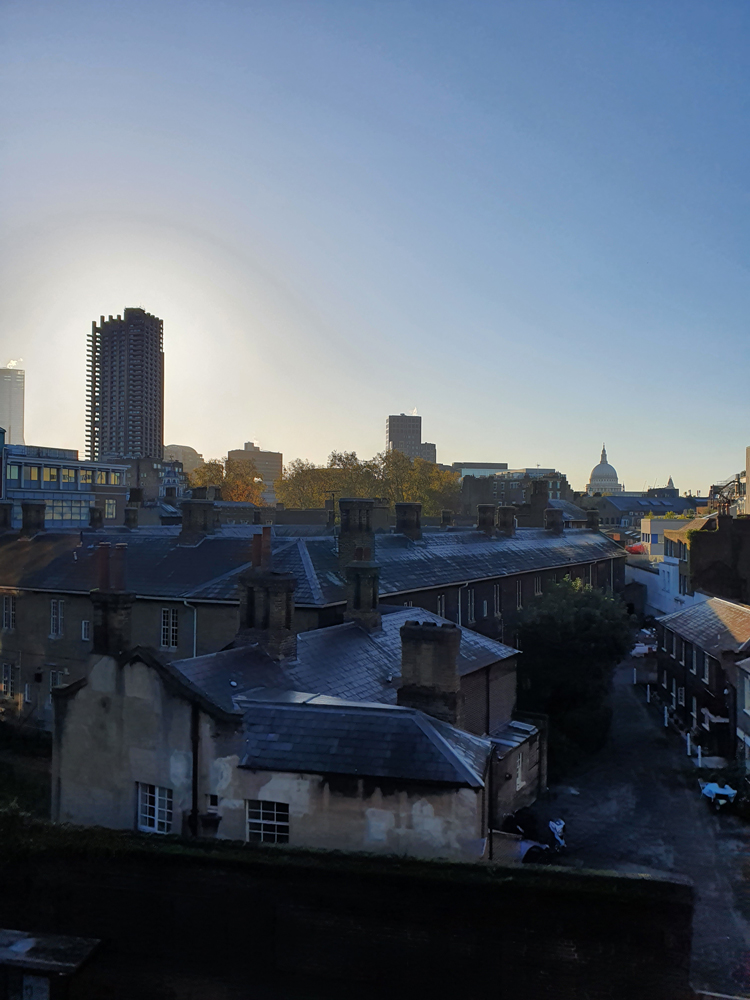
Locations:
189;456;264;505
517;579;634;776
274;450;461;516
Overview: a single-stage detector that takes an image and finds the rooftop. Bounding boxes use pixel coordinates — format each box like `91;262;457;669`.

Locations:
0;524;625;606
658;597;750;658
239;699;491;787
172;607;519;714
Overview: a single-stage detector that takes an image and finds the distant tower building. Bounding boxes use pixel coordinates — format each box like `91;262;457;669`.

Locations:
0;365;25;444
86;309;164;461
586;444;623;495
386;414;437;463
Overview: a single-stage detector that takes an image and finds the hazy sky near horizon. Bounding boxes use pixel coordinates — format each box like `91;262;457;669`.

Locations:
2;1;749;493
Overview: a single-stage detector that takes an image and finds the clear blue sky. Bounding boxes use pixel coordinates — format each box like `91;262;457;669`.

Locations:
2;1;748;492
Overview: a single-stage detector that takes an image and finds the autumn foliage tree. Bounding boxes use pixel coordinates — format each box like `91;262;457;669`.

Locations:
189;457;264;504
274;451;460;517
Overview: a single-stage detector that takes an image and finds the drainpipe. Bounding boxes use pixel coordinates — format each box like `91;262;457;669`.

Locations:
183;600;197;658
457;582;469;626
189;702;199;838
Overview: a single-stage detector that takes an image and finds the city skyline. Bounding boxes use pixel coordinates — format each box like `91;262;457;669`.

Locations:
3;2;748;494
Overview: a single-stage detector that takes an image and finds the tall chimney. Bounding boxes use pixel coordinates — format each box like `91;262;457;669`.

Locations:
90;541;134;657
21;500;46;537
261;524;272;569
128;487;144;507
338;498;375;570
395;502;422;540
476;504;496;536
586;509;600;532
344;547;381;632
544;507;564;535
124;506;139;530
111;543;127;592
89;506;104;530
236;568;297;660
0;501;14;533
440;509;453;529
398;621;463;727
496;506;516;537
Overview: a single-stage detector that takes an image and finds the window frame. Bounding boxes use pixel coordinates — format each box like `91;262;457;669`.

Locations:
161;608;179;650
50;598;64;638
104;498;117;520
467;588;475;624
516;579;523;611
81;620;91;642
1;663;16;699
2;595;16;631
493;583;501;615
137;782;173;835
702;652;710;685
534;575;542;597
246;799;289;844
436;593;446;618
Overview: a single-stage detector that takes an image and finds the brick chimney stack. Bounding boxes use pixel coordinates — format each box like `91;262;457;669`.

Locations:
179;500;216;543
124;506;139;530
477;504;496;536
344;547;381;632
0;501;14;533
395;502;422;540
398;620;463;727
586;509;600;532
496;506;516;537
90;541;134;657
236;557;297;661
440;509;453;530
544;507;564;535
338;498;375;570
21;500;46;537
89;506;103;530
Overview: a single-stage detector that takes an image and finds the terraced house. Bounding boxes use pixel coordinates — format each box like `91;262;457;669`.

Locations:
0;496;626;728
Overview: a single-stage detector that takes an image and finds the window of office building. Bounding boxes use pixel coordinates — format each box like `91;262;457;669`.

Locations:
23;467;40;488
6;465;19;482
95;470;107;485
61;468;76;489
43;467;59;485
105;499;117;519
110;471;122;485
79;469;93;485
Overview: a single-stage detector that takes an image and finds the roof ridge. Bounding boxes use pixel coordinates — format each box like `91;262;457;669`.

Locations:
411;712;486;787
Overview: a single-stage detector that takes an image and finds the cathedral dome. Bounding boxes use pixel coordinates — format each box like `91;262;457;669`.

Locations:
587;445;622;494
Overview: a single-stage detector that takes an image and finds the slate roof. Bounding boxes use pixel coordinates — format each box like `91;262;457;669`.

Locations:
239;700;491;787
0;523;623;607
658;598;750;658
549;499;588;522
596;497;697;514
171;607;519;715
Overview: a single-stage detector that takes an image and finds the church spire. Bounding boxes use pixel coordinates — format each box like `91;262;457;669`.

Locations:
601;443;607;464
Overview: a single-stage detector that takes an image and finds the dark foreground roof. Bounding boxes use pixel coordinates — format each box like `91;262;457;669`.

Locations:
239;700;490;787
0;524;623;607
172;607;518;715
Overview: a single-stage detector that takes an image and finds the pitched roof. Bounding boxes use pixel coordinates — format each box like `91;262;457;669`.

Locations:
658;598;750;658
596;497;696;513
0;523;623;607
549;499;588;521
171;607;518;714
239;700;491;787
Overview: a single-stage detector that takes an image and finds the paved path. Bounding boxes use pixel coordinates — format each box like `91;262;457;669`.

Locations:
533;661;750;996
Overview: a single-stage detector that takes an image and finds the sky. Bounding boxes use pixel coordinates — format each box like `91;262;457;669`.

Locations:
1;0;749;493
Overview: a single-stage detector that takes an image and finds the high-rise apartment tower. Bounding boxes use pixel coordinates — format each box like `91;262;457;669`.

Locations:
86;309;164;461
0;366;25;444
386;413;437;462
